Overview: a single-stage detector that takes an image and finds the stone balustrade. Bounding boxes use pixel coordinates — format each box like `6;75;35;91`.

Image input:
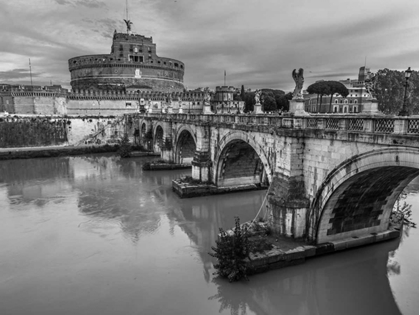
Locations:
135;113;419;135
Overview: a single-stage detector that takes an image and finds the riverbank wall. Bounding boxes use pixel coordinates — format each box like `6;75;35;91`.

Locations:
0;115;124;148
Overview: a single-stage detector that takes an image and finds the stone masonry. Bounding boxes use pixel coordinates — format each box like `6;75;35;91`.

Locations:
130;113;419;244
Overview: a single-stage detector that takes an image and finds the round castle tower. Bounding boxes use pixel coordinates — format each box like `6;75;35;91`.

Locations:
213;86;236;102
68;30;185;92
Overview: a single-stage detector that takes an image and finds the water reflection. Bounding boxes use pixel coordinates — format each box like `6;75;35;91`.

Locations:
210;239;401;315
0;155;417;315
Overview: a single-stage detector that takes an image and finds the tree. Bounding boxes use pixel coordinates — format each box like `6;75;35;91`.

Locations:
326;81;349;112
117;133;132;158
374;68;419;115
240;85;245;101
262;94;277;112
243;92;255;113
276;92;292;112
307;81;332;112
209;217;251;282
306;81;348;112
261;90;277;112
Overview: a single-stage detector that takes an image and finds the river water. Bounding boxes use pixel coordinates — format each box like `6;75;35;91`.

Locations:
0;154;418;315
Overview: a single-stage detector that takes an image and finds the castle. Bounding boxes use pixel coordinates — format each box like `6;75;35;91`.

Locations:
0;26;243;116
69;30;185;93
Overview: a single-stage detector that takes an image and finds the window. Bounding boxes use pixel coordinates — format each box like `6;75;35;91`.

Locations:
334;99;338;104
354;99;358;104
349;100;353;104
126;102;132;107
353;106;358;113
333;106;338;113
344;99;348;104
344;106;348;113
134;47;138;53
129;55;133;61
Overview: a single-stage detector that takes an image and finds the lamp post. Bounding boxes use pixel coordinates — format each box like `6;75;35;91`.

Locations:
398;67;413;116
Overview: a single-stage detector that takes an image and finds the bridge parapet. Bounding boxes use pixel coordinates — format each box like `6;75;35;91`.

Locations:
135;113;419;135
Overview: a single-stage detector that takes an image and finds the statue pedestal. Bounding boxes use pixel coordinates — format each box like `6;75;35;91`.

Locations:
288;98;309;116
361;99;380;115
203;103;213;114
167;106;173;114
253;103;263;115
179;108;184;114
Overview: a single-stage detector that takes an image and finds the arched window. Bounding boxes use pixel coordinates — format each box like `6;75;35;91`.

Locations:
353;106;358;113
354;99;358;104
344;99;348;104
343;106;348;113
334;99;338;104
349;100;353;104
333;106;338;113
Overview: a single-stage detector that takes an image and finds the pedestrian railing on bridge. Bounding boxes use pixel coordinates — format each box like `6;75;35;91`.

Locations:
131;113;419;135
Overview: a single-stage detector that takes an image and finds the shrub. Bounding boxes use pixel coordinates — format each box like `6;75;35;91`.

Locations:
209;217;251;282
117;133;132;158
142;162;151;170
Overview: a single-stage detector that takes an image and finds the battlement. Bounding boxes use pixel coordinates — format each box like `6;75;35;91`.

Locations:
215;86;236;92
113;32;153;43
68;89;206;101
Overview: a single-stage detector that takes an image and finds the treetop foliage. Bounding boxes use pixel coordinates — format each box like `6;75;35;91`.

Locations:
374;68;419;115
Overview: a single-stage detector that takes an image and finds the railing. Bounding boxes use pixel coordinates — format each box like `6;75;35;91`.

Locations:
134;113;419;135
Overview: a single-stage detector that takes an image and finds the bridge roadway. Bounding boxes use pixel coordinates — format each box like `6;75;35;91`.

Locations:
126;112;419;244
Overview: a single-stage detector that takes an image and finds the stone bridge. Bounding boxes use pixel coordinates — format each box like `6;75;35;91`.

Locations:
125;113;419;244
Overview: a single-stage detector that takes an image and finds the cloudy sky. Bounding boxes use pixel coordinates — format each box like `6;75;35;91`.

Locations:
0;0;418;92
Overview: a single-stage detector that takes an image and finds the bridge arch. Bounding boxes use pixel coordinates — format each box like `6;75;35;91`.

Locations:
153;123;165;152
139;119;152;149
214;131;273;187
174;125;197;164
309;147;419;244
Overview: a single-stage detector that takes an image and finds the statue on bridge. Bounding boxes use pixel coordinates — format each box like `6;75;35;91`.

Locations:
364;71;377;100
204;87;211;104
254;89;261;105
292;68;304;99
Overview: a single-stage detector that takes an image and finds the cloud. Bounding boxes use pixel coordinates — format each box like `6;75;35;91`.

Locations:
0;69;42;80
53;0;107;9
0;0;418;91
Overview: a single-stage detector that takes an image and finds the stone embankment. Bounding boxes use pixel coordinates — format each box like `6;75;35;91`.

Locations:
143;161;191;171
172;177;267;198
0;144;119;160
230;220;402;274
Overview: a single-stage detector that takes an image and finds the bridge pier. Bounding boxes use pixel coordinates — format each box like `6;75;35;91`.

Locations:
192;151;212;182
267;173;310;238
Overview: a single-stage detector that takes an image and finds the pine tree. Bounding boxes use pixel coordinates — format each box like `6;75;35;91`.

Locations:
209;217;251;282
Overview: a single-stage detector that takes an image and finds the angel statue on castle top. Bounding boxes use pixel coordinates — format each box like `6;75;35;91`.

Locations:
124;19;133;33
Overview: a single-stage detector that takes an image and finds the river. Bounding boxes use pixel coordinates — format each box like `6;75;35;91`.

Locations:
0;154;418;315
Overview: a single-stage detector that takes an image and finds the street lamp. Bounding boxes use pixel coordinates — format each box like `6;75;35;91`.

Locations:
398;67;413;116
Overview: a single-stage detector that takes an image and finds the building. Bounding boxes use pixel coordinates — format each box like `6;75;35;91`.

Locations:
0;84;68;115
68;30;185;93
304;67;371;113
211;86;244;114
